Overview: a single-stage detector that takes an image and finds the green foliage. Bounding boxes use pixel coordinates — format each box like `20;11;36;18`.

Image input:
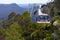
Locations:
0;20;26;40
1;10;60;40
22;11;30;17
8;12;16;19
14;14;21;21
54;0;60;9
2;22;24;40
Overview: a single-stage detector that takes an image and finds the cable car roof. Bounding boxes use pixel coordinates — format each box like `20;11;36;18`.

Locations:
38;9;48;16
39;14;48;16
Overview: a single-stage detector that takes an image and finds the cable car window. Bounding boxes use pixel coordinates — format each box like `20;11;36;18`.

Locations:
36;15;50;22
34;10;38;15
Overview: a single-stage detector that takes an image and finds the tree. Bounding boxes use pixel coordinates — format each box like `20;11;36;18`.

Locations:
54;0;60;9
41;2;57;18
3;22;24;40
14;14;21;21
0;28;5;40
8;12;16;20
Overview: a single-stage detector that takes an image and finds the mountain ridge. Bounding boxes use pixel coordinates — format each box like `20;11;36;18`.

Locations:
0;3;28;18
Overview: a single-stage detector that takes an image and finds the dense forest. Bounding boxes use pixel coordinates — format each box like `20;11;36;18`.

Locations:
0;0;60;40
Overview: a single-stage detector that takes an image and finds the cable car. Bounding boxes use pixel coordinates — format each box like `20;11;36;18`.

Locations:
36;7;51;24
30;5;51;23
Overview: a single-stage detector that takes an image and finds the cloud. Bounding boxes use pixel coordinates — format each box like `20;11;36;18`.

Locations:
0;0;51;4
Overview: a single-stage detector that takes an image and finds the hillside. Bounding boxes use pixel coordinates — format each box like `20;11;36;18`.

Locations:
0;3;27;18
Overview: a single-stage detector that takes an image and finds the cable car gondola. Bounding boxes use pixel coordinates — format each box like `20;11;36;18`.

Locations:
30;5;51;23
36;7;51;24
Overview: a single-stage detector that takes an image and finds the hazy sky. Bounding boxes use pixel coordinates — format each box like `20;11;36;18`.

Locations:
0;0;51;4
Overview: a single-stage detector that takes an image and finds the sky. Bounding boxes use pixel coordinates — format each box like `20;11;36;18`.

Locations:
0;0;52;4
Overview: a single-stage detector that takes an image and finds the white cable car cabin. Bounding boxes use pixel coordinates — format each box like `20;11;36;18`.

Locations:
36;8;50;24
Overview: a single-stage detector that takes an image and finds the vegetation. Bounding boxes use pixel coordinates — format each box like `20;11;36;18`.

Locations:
0;0;60;40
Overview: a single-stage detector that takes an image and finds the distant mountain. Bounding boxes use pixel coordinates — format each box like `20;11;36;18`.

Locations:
18;4;29;9
18;3;41;9
0;3;28;18
0;3;42;18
